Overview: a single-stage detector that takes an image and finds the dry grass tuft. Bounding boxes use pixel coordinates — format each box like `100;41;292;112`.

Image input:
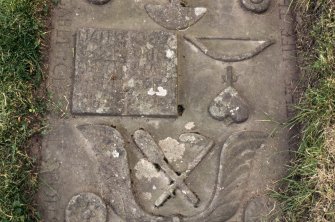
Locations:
311;126;335;221
272;0;335;221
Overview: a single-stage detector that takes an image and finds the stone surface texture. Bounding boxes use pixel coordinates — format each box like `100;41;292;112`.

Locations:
66;192;107;222
38;0;298;221
72;29;177;116
243;196;276;221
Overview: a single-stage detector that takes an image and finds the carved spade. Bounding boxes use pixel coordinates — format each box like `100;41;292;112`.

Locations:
209;66;249;124
145;0;207;30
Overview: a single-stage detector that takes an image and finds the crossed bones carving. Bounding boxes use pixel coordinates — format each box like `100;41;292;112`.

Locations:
133;130;214;207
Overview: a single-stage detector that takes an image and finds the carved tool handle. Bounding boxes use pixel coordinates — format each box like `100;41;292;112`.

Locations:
133;130;178;178
223;66;238;86
133;130;165;163
155;180;199;208
186;140;214;172
155;140;214;207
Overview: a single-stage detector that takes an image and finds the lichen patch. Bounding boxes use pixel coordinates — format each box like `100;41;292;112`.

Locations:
159;137;185;162
134;159;161;181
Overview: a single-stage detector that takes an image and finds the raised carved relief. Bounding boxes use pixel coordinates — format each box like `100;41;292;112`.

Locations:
185;131;267;222
68;126;266;221
75;125;266;222
131;129;266;221
72;29;178;116
77;125;162;221
66;192;107;222
87;0;111;5
209;66;249;124
184;35;275;62
133;130;214;210
240;0;271;14
145;0;207;30
42;0;296;221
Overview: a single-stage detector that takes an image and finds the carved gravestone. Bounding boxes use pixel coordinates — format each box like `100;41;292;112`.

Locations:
38;0;297;221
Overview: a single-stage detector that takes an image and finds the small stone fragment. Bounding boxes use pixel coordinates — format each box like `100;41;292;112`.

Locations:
184;122;196;130
66;193;107;222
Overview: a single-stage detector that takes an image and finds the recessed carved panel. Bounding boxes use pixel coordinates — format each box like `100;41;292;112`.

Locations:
72;29;178;116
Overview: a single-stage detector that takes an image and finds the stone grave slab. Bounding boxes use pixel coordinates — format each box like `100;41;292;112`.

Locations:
72;29;178;116
38;0;298;221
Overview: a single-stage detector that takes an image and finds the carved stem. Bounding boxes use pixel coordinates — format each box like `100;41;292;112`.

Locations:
223;66;234;86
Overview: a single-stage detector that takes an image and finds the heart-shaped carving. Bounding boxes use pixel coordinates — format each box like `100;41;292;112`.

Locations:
208;66;249;124
209;86;249;124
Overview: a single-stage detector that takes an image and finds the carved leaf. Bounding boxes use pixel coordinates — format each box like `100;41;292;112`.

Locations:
77;125;163;222
185;131;267;222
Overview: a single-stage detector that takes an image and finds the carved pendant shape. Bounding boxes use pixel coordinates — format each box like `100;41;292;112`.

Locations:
209;66;249;124
184;35;275;62
145;0;207;30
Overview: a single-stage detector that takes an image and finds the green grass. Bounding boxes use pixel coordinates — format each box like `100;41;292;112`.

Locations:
0;0;333;221
0;0;48;221
273;0;335;221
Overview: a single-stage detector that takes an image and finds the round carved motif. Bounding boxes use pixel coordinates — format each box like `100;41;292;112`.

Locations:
87;0;111;5
66;193;107;222
240;0;271;13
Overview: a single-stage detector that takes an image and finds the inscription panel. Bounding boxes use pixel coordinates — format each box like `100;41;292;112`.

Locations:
72;29;178;116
